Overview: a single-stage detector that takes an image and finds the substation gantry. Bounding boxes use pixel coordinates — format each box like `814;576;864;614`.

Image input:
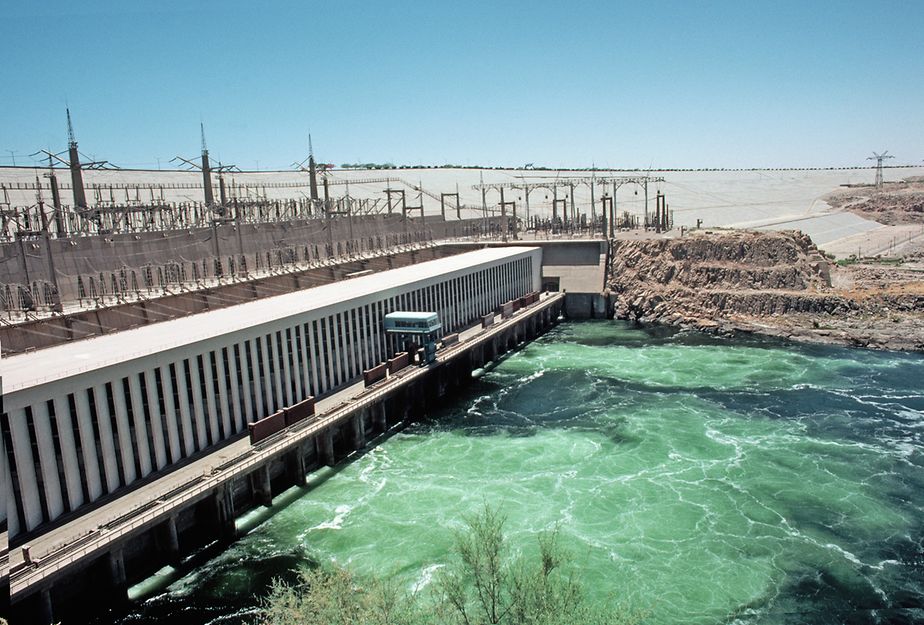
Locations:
473;175;666;238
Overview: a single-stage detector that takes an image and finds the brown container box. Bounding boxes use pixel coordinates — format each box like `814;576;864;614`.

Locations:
387;351;410;373
285;397;316;426
249;410;287;444
363;363;388;386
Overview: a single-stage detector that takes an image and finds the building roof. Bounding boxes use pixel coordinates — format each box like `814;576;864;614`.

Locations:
1;246;538;394
384;311;440;321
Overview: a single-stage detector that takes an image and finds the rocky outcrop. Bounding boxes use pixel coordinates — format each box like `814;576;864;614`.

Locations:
607;230;924;351
610;231;832;319
824;179;924;225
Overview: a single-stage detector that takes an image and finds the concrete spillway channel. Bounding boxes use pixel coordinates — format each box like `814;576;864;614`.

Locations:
7;292;564;624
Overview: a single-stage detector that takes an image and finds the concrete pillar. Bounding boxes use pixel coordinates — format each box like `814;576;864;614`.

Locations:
352;412;366;450
172;363;196;456
214;348;233;437
458;355;470;388
227;346;245;432
159;365;184;463
144;368;169;470
10;407;44;530
259;334;275;412
38;587;54;625
189;354;211;449
425;376;439;411
108;547;128;600
280;331;294;406
161;515;181;564
236;345;253;427
31;402;65;521
358;305;371;371
436;369;447;398
45;397;82;512
306;323;323;396
318;429;335;466
346;308;360;378
374;403;387;433
298;324;313;398
2;422;17;536
248;339;265;418
289;329;304;401
92;384;121;493
110;378;138;485
326;316;342;387
215;482;236;540
401;388;412;421
251;465;272;507
286;445;307;486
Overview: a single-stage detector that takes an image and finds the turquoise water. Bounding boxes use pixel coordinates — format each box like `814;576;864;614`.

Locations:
114;322;924;624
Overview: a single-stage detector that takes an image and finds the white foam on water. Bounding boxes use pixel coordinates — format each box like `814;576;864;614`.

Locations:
823;541;866;567
203;606;262;625
517;368;546;384
311;503;353;531
411;563;445;593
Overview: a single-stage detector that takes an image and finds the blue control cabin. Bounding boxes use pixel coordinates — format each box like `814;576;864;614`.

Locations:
384;311;442;364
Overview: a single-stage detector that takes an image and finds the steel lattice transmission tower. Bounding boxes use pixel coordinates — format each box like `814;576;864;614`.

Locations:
867;151;894;190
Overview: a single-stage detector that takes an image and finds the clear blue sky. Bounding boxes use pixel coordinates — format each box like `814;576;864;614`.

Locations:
3;1;922;170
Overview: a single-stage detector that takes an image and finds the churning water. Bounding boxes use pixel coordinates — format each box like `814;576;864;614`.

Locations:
111;321;924;625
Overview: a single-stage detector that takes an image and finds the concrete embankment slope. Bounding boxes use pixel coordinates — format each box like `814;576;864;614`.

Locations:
607;230;924;351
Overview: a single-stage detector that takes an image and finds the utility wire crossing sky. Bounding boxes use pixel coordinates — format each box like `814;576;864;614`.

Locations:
3;1;923;170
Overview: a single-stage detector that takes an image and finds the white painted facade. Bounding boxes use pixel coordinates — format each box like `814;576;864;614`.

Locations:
1;247;542;538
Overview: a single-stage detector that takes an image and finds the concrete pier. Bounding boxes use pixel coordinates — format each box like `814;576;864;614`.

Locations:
214;483;236;541
352;413;367;450
108;547;127;600
251;465;273;507
160;516;181;564
318;430;335;467
374;404;387;433
285;445;308;486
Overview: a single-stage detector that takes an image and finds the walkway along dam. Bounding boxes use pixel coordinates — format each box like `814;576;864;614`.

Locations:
0;245;572;624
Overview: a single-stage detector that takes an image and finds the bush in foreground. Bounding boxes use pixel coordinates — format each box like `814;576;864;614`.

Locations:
258;505;642;625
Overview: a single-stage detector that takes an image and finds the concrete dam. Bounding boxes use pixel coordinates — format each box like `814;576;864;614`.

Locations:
0;243;594;624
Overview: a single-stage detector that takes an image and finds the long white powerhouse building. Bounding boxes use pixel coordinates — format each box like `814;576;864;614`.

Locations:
1;247;541;538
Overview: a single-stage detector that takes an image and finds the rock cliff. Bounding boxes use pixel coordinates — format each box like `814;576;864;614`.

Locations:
607;230;924;351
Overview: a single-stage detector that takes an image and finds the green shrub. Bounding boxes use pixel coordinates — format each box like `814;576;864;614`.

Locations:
257;505;643;625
